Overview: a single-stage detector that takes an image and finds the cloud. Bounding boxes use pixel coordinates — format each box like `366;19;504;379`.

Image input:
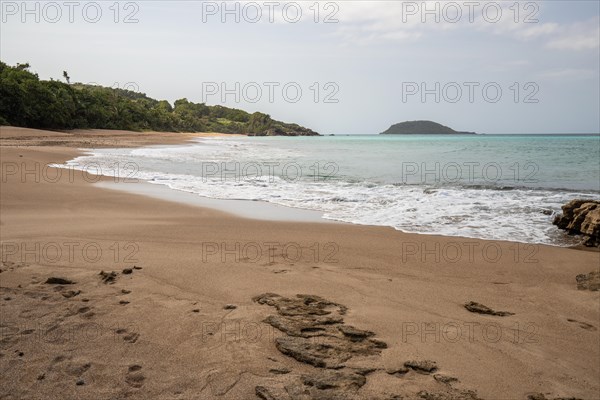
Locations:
537;68;597;80
546;23;600;51
326;1;598;53
514;23;560;39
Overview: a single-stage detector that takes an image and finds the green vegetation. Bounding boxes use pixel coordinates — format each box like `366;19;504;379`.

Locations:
380;120;476;135
0;61;319;136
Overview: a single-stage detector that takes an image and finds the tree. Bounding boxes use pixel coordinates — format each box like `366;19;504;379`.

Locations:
248;112;272;134
0;61;317;135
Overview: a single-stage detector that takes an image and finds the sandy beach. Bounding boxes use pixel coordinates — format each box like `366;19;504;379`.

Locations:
1;127;599;399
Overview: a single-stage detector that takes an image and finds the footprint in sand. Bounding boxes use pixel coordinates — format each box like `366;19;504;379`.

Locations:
67;362;91;376
114;328;140;343
126;364;145;388
262;262;276;267
52;355;68;364
1;261;29;272
567;318;597;331
123;332;140;343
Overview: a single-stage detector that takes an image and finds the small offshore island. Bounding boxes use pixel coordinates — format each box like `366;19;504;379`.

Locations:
380;120;477;135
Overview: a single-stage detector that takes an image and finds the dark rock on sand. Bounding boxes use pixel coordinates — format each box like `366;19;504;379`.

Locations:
386;366;409;376
338;325;375;342
369;338;388;349
255;386;281;400
254;293;388;399
269;367;291;375
253;293;347;316
418;389;482;400
464;301;514;316
405;360;438;374
255;293;385;370
45;277;74;285
553;199;600;247
224;304;237;310
275;336;349;369
575;271;600;291
266;371;368;400
434;374;459;384
61;290;81;298
99;271;118;284
527;394;583;400
252;293;479;400
264;314;343;338
353;367;377;376
302;370;367;390
122;268;133;274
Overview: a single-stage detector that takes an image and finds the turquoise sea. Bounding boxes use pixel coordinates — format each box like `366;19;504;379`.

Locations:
61;134;600;246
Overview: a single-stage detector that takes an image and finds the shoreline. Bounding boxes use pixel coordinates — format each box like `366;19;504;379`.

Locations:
97;181;594;250
49;129;593;249
95;180;336;224
1;127;599;399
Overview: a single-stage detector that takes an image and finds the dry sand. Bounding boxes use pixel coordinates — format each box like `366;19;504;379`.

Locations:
0;127;598;399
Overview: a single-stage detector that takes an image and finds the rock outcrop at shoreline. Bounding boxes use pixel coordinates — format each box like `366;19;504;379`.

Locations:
576;271;600;291
553;199;600;247
248;124;320;137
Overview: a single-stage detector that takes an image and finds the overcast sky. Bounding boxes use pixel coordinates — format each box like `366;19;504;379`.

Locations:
1;1;599;134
